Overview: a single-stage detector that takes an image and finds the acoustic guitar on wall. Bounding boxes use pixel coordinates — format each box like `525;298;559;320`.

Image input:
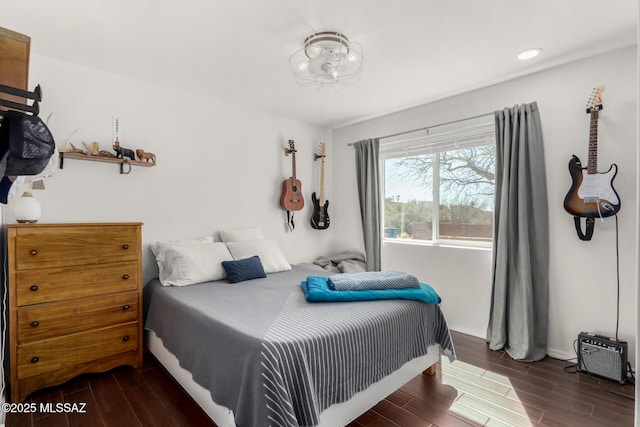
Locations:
280;139;304;211
311;142;330;230
563;85;620;240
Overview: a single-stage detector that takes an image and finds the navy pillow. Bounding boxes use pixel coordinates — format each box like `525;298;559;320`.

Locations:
222;255;267;283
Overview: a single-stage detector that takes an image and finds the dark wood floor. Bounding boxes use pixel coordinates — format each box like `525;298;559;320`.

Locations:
5;331;635;426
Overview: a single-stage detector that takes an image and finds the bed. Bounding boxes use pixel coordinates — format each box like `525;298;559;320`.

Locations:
143;264;455;427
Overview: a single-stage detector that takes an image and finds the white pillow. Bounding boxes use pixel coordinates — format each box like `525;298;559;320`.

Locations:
219;227;264;243
154;241;233;286
225;239;291;274
151;235;214;258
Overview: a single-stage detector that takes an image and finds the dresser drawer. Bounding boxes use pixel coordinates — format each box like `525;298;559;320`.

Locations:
17;321;139;379
16;261;138;306
14;225;138;270
17;291;139;343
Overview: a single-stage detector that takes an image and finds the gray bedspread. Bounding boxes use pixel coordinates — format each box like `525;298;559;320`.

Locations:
144;265;455;427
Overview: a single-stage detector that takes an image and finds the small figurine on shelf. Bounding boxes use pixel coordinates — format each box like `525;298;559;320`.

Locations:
57;128;80;153
135;149;156;164
82;141;100;156
64;143;86;154
97;150;116;158
113;139;136;161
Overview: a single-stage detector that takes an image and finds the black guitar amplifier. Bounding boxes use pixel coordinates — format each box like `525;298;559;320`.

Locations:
577;332;627;383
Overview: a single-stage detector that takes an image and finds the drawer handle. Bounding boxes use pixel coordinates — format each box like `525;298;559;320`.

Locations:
31;357;39;364
122;274;130;280
122;335;130;342
30;249;37;256
30;285;38;292
31;321;39;328
123;304;130;310
122;244;129;250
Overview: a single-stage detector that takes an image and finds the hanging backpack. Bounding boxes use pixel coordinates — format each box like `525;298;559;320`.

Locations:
0;110;56;203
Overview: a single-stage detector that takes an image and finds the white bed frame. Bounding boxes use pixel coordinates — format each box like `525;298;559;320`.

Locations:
146;330;441;427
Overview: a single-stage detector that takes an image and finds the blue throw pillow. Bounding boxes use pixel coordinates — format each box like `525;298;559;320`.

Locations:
222;255;267;283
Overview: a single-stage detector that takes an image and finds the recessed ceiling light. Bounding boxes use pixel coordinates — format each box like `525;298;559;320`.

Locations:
517;48;542;60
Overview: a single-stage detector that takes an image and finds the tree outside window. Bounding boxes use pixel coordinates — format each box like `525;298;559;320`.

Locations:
383;144;495;242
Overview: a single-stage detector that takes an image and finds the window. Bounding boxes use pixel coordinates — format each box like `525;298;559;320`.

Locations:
382;116;495;243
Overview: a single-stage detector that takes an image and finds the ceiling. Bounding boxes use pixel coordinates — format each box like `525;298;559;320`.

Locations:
1;1;637;129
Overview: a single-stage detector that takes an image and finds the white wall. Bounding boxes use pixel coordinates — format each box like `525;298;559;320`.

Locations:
0;54;336;413
2;54;335;283
331;46;638;362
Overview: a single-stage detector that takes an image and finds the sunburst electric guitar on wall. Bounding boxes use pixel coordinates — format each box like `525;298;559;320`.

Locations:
563;85;620;240
311;142;330;230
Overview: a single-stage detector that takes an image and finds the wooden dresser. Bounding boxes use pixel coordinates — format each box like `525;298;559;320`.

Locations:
6;222;143;402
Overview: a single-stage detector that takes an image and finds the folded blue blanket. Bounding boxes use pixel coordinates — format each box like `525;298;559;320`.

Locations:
328;270;420;291
302;276;441;304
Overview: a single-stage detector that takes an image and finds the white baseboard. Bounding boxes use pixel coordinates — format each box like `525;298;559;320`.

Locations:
452;329;577;362
546;348;577;362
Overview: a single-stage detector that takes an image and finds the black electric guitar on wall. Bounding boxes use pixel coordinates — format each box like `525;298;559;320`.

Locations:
310;142;330;230
563;85;620;239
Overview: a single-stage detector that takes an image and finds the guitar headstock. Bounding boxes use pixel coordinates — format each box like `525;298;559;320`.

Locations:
284;139;296;156
586;85;605;113
314;142;326;160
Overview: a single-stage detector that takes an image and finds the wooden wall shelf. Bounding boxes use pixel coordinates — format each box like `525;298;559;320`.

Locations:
59;151;155;173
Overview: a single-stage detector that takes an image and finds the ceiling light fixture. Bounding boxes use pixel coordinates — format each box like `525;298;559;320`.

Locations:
517;48;543;60
289;31;364;87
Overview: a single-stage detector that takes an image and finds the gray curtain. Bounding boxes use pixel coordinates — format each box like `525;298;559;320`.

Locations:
487;102;549;362
353;138;381;271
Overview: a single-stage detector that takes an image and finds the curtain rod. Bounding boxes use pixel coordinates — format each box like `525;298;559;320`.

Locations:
347;111;493;146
